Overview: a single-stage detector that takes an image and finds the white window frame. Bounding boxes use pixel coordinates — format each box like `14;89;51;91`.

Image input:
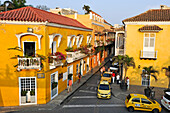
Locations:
51;71;58;100
143;33;156;50
19;77;37;105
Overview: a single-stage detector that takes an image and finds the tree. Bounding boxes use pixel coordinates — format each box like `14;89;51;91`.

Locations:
112;55;124;79
142;66;159;88
162;66;170;89
123;55;135;79
36;5;49;11
11;0;26;9
82;5;90;14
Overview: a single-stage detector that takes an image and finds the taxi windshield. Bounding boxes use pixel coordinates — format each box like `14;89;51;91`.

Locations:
103;73;111;77
99;84;109;90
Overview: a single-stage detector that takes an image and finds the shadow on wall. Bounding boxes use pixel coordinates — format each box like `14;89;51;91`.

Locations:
0;89;4;106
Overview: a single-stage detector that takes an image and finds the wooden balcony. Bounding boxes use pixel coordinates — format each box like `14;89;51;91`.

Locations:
140;50;157;60
18;57;41;71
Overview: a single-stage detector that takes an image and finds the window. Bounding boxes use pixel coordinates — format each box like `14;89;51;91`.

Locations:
132;98;140;102
76;64;79;75
142;74;150;86
24;42;35;56
141;98;152;104
144;33;155;48
52;41;56;55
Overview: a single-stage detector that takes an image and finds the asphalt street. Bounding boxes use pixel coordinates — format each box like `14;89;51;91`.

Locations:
2;62;169;113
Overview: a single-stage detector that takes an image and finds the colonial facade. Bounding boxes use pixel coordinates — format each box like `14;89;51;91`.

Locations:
51;9;115;68
0;7;93;106
123;6;170;88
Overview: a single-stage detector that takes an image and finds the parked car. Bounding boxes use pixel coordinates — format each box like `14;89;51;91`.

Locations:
125;94;162;113
97;81;111;99
101;72;112;83
161;91;170;110
110;63;118;71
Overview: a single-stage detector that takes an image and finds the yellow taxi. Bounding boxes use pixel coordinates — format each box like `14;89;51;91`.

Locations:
125;94;161;113
97;81;111;99
101;72;112;83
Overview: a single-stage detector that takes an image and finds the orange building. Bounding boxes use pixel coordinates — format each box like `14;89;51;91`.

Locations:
51;9;115;68
0;7;93;106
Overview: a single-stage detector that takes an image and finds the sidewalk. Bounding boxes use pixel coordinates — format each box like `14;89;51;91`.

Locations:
111;82;166;103
0;56;112;112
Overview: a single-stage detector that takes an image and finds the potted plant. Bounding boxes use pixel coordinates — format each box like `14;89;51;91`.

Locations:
142;66;159;97
65;47;74;52
21;90;27;104
52;82;58;89
162;66;170;93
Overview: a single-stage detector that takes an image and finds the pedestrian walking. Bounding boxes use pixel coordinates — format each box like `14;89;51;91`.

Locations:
78;73;81;83
126;77;130;90
112;71;115;83
108;68;111;72
102;66;105;73
68;79;72;93
116;74;120;84
100;67;103;76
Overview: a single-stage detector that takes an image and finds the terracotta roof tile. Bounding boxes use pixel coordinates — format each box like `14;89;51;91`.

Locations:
0;6;92;30
123;9;170;22
115;26;125;31
139;25;163;32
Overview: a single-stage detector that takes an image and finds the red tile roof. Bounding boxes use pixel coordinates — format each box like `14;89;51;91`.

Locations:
123;9;170;22
0;6;92;30
139;25;163;32
115;26;125;31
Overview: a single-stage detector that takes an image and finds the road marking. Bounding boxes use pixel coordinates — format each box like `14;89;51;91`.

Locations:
86;87;89;90
90;87;94;90
79;90;96;94
72;96;96;99
63;104;125;108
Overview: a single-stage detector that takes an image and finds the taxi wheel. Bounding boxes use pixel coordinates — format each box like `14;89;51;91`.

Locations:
152;109;159;113
128;106;134;112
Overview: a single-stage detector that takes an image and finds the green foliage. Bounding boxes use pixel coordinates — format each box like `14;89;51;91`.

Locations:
30;90;35;96
21;90;27;96
11;0;26;9
52;82;58;89
65;47;74;52
142;66;159;87
123;55;135;78
82;5;91;14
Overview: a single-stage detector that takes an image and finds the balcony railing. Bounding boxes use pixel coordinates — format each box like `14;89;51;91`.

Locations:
140;50;157;59
18;57;41;70
49;56;63;69
66;51;86;63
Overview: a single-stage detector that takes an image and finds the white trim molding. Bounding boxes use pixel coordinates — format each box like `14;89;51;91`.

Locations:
0;20;92;32
124;21;170;25
49;34;62;48
92;22;104;27
16;32;42;49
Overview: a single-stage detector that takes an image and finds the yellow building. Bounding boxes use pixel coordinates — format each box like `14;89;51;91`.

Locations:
51;9;115;68
123;6;170;88
0;6;93;106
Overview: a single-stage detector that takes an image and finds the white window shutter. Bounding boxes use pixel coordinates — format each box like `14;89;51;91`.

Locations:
53;41;57;54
